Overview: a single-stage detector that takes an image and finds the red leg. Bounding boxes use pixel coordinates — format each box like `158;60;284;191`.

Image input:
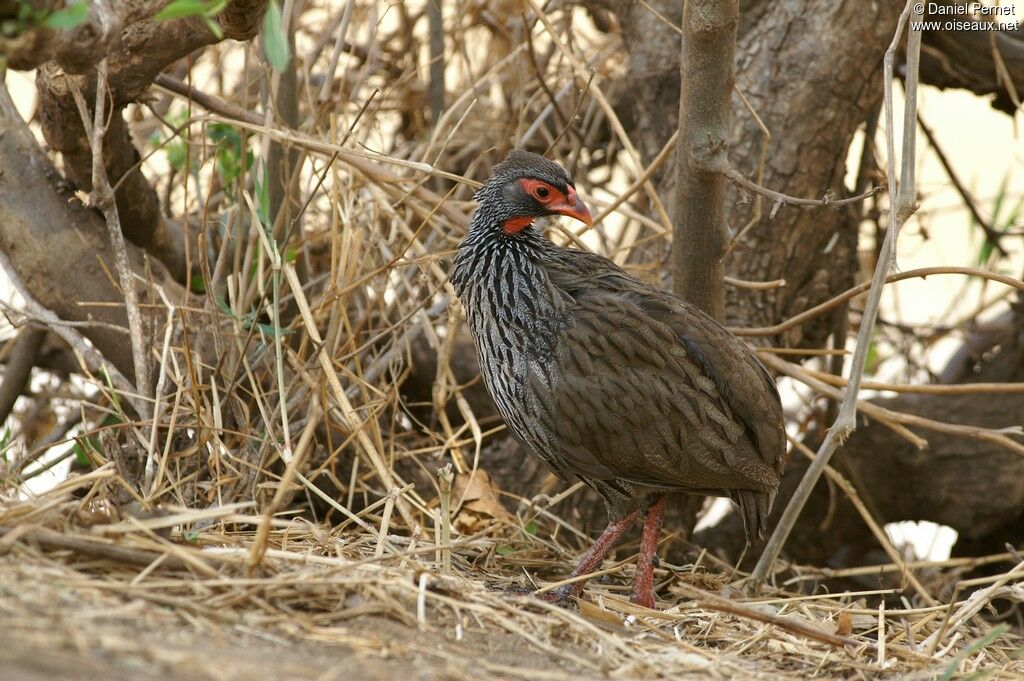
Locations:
630;495;666;609
542;508;640;603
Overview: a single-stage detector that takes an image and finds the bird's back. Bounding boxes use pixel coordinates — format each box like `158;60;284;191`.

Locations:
524;246;787;538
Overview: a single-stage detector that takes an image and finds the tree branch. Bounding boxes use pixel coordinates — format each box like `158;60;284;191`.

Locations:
0;325;46;427
0;82;183;384
918;1;1024;114
720;164;881;209
672;0;738;321
72;61;152;413
25;0;268;281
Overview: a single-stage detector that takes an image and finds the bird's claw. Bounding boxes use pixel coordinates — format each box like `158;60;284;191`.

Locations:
538;585;576;604
629;592;656;610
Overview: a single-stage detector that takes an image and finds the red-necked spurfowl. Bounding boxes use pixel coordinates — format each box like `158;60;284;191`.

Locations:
450;150;787;608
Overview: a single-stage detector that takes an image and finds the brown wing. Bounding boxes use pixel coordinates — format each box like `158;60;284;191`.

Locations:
534;248;787;493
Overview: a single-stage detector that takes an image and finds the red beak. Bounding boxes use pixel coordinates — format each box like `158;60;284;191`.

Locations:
550;185;593;226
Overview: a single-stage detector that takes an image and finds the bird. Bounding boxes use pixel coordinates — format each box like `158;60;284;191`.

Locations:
449;149;787;608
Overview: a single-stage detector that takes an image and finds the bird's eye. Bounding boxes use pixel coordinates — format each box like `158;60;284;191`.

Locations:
535;186;550;199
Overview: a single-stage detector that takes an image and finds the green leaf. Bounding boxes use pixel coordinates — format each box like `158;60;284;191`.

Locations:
154;0;209;21
253;161;271;230
203;0;228;17
262;0;290;72
974;173;1013;267
42;1;88;29
864;334;879;374
523;520;538;536
190;272;207;294
208;122;241;147
67;413;122;469
166;140;189;173
495;545;515;556
200;13;223;39
208;122;247;190
255;322;293;338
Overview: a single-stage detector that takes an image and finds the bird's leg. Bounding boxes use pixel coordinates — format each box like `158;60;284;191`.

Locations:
630;494;667;609
541;508;640;603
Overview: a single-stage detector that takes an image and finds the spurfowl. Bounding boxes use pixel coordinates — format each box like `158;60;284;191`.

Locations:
450;150;787;608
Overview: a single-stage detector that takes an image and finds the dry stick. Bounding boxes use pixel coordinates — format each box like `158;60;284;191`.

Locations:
0;525;190;570
375;487;397;558
721;166;881;209
673;0;737;321
143;296;176;494
786;363;1024;395
784;436;937;605
71;61;151;415
922;559;1024;654
281;263;417;527
668;582;928;662
724;276;786;290
750;0;924;587
763;350;1024;457
427;0;445;124
731;266;1024;337
247;407;321;572
437;463;454;572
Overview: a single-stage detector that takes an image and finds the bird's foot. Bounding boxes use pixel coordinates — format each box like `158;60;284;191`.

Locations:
629;589;656;610
538;584;578;604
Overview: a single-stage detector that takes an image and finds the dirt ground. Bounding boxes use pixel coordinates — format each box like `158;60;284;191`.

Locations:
2;522;1020;681
0;622;570;681
0;553;595;681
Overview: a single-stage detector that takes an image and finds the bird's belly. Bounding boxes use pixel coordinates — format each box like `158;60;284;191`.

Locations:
474;343;563;456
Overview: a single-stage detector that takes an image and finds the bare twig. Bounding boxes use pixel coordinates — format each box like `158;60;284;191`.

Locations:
721;165;881;209
779;361;1024;395
761;351;1024;456
70;61;151;414
0;251;138;409
437;463;454;572
427;0;446;123
750;0;924;586
731;266;1024;338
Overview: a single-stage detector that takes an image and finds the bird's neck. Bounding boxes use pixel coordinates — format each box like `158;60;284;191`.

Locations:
451;209;569;349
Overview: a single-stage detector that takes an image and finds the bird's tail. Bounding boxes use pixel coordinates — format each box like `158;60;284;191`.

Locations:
731;489;777;544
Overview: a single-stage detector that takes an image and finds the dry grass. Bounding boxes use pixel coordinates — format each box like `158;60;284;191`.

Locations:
2;465;1024;679
1;1;1023;678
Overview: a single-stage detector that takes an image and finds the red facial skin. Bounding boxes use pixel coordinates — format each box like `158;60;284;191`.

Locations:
501;178;594;234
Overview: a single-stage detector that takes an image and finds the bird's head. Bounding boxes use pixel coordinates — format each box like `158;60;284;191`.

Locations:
477;149;593;235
